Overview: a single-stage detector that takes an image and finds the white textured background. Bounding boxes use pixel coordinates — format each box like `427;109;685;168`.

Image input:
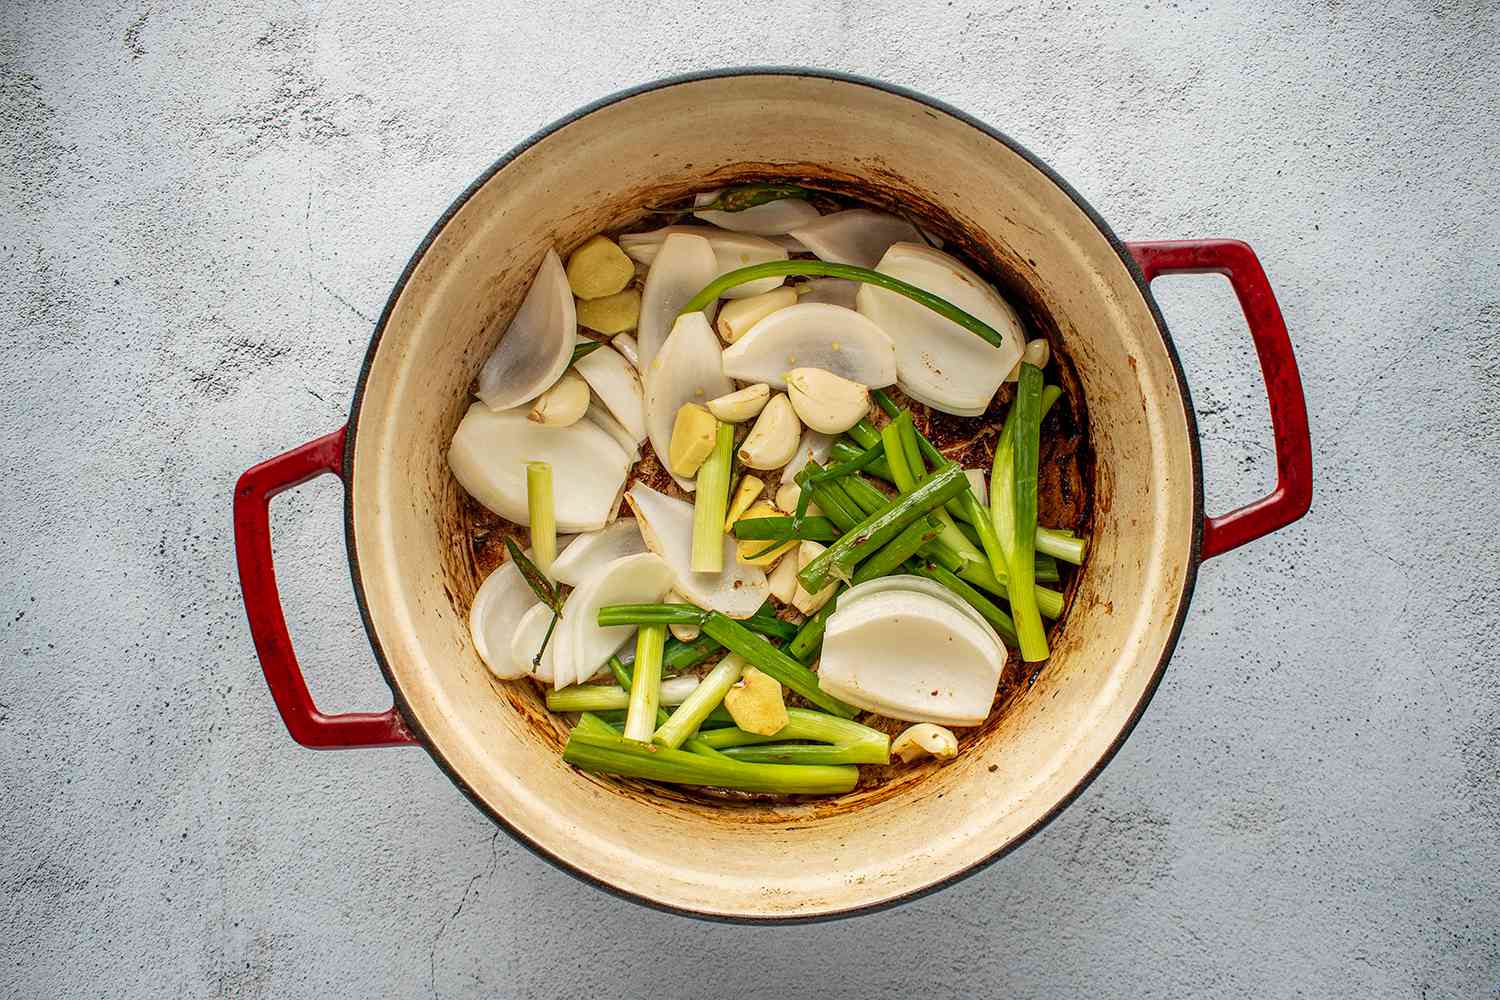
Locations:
2;2;1497;997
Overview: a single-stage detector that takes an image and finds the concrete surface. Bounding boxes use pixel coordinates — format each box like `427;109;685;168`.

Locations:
3;1;1497;996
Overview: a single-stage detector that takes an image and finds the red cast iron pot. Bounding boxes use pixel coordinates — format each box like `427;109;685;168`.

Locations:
233;69;1311;922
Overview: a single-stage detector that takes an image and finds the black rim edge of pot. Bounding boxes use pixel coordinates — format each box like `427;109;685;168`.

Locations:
338;66;1205;925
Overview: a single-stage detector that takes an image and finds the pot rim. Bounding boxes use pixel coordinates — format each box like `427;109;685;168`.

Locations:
340;66;1205;923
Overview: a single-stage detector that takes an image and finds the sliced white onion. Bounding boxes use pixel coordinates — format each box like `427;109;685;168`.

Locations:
818;588;1006;726
625;482;768;618
795;278;860;309
469;560;539;680
833;574;1003;652
643;313;734;491
582;396;639;462
765;233;807;253
448;402;630;532
779;427;837;484
720;303;897;390
788;209;922;270
561;552;674;688
856;243;1024;416
574;344;646;441
612;333;641;370
510;603;556;684
618;225;788;298
637;233;717;370
551;519;647;588
475;248;575;412
693;192;822;236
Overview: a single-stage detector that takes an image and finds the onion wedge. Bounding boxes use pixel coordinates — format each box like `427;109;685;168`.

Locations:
643;313;734;491
550;519;647;588
469;560;539;681
636;233;718;369
625;483;768;619
510;603;556;684
720;303;897;390
618;225;789;298
856;243;1024;416
817;586;1007;726
448;402;630;532
788;209;922;269
560;552;674;688
693;192;821;236
574;343;646;440
475;249;575;411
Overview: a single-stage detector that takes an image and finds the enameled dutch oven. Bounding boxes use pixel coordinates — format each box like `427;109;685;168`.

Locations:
233;69;1312;922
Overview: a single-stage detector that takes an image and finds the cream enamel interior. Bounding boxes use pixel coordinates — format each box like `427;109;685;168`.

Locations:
347;74;1197;919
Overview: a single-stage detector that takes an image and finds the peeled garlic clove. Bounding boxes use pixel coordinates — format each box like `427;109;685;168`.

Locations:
721;303;897;390
638;232;717;370
716;287;797;342
722;666;789;735
795;277;860;309
693;192;822;236
734;501;795;566
737;393;801;470
476;248;575;412
790;540;838;615
857;242;1024;416
664;589;701;642
706;383;771;423
723;475;766;529
643;313;734;491
528;370;589;426
766;549;800;604
574;343;645;441
892;723;959;763
566;235;635;300
612;333;640;370
785;367;870;434
774;481;821;518
470;560;539;681
448;403;630;532
669;402;718;478
788;209;922;270
1005;338;1053;382
576;288;641;335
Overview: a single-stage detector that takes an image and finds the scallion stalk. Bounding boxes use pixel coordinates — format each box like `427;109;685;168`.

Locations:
786;595;840;663
720;744;885;766
732;516;841;542
1006;363;1049;662
654;654;746;749
690;421;734;572
680;262;1011;350
796;463;970;593
692;708;890;760
563;730;859;795
1037;528;1087;565
599;604;856;717
909;560;1020;647
622;624;665;742
526;462;556;576
851;515;942;583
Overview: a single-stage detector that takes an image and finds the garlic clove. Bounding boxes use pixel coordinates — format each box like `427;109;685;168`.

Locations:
891;723;959;763
528;370;590;426
716;287;797;343
736;393;802;470
706;383;771;423
765;549;800;604
663;589;701;642
790;540;838;615
785;367;870;434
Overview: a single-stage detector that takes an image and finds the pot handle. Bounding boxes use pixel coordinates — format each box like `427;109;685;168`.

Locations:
233;427;418;749
1126;239;1312;559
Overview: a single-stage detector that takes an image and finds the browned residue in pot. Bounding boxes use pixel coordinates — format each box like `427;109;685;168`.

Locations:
439;162;1096;820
